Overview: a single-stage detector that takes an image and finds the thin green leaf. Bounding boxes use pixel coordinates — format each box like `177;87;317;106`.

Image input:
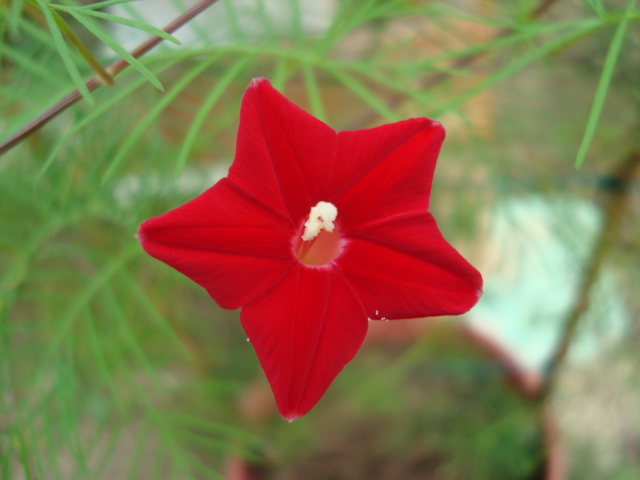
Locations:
288;0;304;45
0;432;12;480
575;0;636;168
76;0;139;10
255;0;276;43
75;9;181;45
164;410;261;445
119;0;147;23
51;7;114;85
102;59;215;184
302;65;326;122
412;4;515;29
53;364;89;476
221;0;244;43
120;269;195;362
586;0;607;18
314;0;353;54
34;0;94;103
28;244;140;389
84;311;126;412
15;428;37;480
65;9;165;91
181;452;226;480
167;0;209;43
8;0;24;38
176;56;251;174
316;0;378;55
377;29;533;72
125;418;153;480
271;56;289;90
0;43;68;87
101;285;164;390
145;408;201;480
432;23;600;118
325;67;400;122
38;60;179;180
339;62;439;110
178;430;261;461
10;6;57;45
91;415;132;480
36;383;65;480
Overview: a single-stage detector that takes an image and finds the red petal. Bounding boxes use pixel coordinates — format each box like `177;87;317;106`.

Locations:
229;78;337;225
337;212;482;319
334;118;444;229
138;178;295;309
241;265;367;420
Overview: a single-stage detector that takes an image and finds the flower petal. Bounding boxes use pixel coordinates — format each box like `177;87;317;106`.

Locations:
241;264;367;420
334;118;444;229
229;78;337;224
337;212;482;319
138;178;295;309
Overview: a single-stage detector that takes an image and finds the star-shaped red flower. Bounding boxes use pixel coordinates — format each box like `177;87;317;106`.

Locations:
138;78;482;420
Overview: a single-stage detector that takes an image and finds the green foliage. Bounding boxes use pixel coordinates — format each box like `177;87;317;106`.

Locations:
1;0;639;478
575;0;637;167
18;0;179;92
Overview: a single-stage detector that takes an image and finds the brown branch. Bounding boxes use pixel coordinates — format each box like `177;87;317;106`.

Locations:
0;0;220;156
540;145;640;398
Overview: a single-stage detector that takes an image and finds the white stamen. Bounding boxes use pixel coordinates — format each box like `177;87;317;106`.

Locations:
302;201;338;241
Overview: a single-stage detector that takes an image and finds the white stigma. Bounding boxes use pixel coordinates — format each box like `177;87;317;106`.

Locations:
302;201;338;241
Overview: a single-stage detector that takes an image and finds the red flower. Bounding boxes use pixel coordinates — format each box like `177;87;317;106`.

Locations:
138;78;482;420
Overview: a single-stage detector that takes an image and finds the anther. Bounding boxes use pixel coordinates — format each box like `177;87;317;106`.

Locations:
302;201;338;241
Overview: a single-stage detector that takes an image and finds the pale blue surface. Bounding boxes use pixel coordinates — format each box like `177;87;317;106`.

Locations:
468;196;628;371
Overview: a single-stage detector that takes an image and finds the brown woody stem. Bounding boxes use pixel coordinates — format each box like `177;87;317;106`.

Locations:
0;0;220;157
541;145;640;398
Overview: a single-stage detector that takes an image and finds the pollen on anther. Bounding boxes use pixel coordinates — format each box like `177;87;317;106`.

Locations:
302;201;338;241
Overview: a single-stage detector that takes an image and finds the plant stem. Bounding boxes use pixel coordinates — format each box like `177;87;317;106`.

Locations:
541;144;640;398
50;7;114;86
0;0;220;157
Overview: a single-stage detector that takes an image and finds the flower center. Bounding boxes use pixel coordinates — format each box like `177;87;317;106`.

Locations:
294;201;343;266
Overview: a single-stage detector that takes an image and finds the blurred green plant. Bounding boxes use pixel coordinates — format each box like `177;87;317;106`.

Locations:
1;0;639;478
10;0;180;97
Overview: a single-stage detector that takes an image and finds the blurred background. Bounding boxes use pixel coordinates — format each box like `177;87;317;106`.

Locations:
1;0;639;479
